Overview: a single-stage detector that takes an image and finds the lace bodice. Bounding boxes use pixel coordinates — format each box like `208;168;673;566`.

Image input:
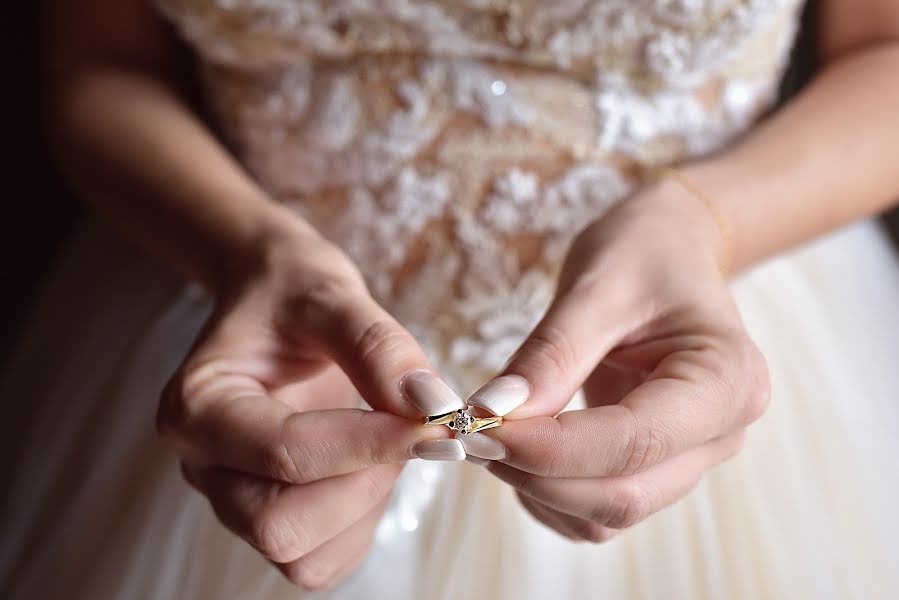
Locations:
155;0;803;386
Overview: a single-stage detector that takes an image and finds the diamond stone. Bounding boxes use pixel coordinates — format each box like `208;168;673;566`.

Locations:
450;410;475;434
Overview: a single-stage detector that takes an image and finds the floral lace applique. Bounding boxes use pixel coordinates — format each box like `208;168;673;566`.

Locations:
154;0;804;384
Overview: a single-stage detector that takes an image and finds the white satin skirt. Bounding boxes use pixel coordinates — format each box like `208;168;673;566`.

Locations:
2;217;899;600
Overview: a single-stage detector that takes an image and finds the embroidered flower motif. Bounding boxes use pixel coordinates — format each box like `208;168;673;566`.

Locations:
154;0;802;383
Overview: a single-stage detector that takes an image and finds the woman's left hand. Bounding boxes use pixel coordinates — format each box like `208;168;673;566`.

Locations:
468;178;771;542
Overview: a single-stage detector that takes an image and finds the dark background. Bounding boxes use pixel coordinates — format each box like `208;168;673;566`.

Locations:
3;4;82;354
2;1;897;356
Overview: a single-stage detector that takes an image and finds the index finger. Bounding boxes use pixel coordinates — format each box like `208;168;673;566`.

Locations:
159;373;451;483
485;348;769;478
303;291;466;419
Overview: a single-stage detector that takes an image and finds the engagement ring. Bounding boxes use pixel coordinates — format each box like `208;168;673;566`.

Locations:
423;408;502;434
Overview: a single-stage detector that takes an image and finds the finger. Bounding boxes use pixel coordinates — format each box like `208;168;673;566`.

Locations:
486;344;767;478
520;492;621;544
278;495;389;589
467;273;644;419
582;361;646;408
163;387;448;482
489;432;743;530
516;491;605;542
186;463;401;564
304;291;465;418
271;364;360;412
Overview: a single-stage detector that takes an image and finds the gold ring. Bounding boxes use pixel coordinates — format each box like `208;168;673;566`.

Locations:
423;409;502;434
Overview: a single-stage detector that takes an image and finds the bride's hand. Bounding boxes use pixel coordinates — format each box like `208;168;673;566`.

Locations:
469;180;770;542
156;224;459;588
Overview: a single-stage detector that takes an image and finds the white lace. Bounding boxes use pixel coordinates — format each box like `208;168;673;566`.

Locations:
154;0;803;386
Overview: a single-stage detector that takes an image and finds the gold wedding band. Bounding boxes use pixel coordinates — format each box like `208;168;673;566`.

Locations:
423;409;502;434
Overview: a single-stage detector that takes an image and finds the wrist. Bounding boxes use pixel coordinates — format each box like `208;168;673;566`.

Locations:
645;167;735;278
633;172;732;278
675;159;755;274
208;200;322;299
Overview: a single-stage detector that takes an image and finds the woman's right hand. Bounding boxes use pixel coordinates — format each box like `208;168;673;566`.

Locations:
156;222;465;589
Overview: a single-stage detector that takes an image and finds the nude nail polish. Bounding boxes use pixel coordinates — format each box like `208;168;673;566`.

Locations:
457;432;507;460
466;455;491;466
401;370;466;416
411;439;466;461
467;375;531;416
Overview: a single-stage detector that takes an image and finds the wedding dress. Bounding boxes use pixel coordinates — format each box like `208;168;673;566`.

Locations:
4;1;899;598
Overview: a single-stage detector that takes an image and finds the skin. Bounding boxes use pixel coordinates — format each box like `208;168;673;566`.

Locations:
45;0;899;589
481;3;899;541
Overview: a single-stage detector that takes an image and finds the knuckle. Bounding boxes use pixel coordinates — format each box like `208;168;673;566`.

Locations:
249;510;303;564
155;373;194;445
288;275;366;329
284;557;336;590
304;275;363;310
620;413;667;476
262;442;312;484
352;318;415;368
601;482;654;529
156;357;238;445
572;520;617;544
519;324;577;382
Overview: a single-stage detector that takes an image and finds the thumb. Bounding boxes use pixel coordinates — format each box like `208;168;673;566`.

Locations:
469;282;637;420
308;289;465;419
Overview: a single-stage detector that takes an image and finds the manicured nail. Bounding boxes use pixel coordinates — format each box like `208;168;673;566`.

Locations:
401;370;466;416
457;432;507;460
466;455;491;466
411;439;466;461
467;375;531;416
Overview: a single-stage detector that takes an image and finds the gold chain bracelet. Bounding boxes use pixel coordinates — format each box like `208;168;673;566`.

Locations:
653;167;734;277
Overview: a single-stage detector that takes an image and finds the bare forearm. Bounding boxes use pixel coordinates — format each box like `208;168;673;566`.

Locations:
49;65;310;294
681;41;899;273
45;0;311;294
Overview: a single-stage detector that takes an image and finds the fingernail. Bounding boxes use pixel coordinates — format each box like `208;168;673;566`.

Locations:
466;455;491;466
411;439;466;461
457;432;507;460
401;370;466;416
467;375;531;416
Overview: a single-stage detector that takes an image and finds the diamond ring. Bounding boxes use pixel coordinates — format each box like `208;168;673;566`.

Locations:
423;408;502;434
